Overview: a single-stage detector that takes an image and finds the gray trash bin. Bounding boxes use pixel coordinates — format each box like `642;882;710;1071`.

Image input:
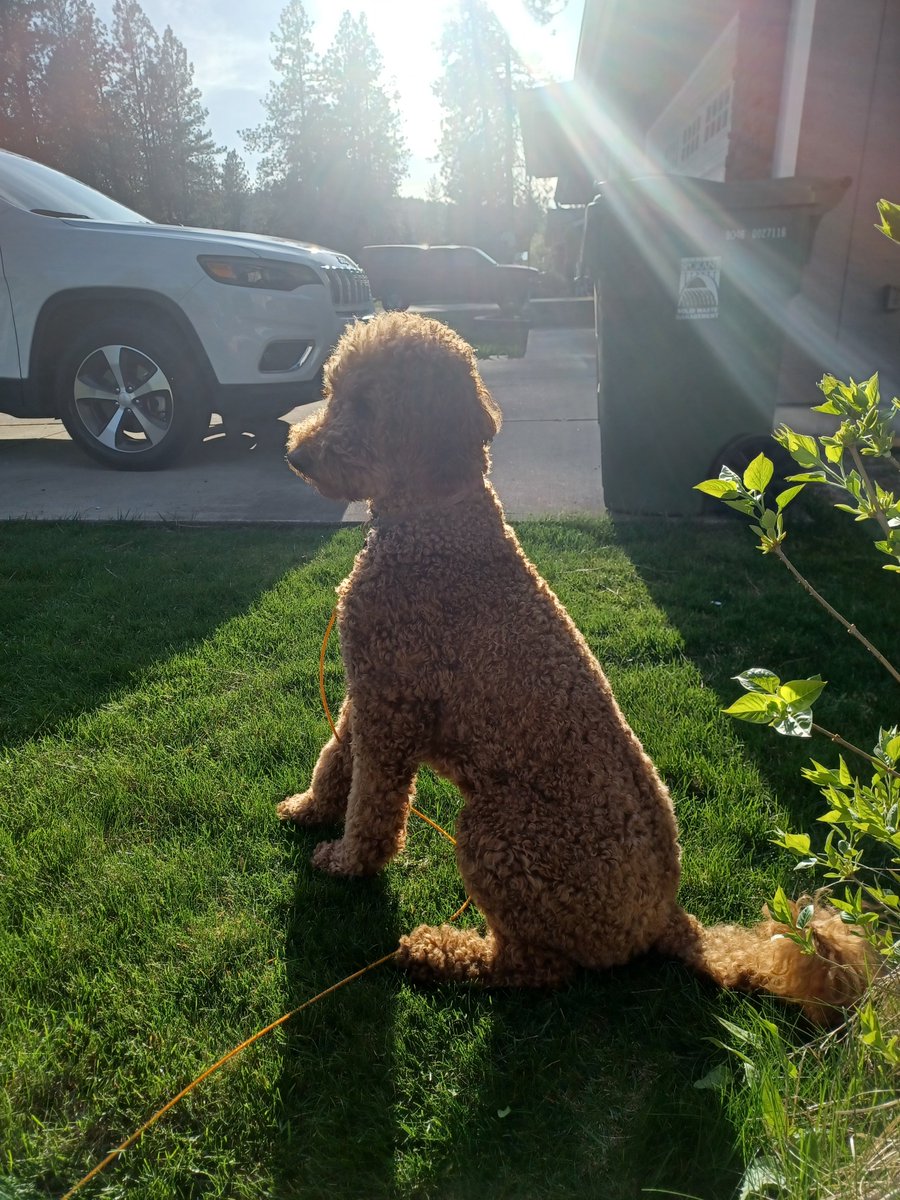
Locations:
581;175;850;514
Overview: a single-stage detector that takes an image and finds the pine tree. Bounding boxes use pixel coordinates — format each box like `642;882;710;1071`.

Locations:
151;26;219;223
0;0;46;158
108;0;162;210
316;10;408;250
244;2;407;251
242;0;322;191
220;148;251;230
522;0;568;23
434;0;536;254
108;0;219;222
37;0;117;191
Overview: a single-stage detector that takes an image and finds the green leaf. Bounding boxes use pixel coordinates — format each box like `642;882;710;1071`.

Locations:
722;693;779;724
786;471;827;483
717;1017;753;1044
772;709;813;737
760;508;778;534
768;886;795;926
876;198;900;243
722;499;756;515
743;453;774;494
818;373;841;397
759;1073;789;1139
733;668;780;694
738;1158;788;1200
693;1063;729;1090
777;832;811;856
694;478;738;498
796;903;815;929
777;430;821;468
779;677;827;707
775;484;804;510
811;398;841;415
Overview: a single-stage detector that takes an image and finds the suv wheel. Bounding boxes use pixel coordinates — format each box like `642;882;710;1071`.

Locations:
56;315;211;469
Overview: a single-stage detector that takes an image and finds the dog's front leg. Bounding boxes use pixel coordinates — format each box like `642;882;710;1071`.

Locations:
278;697;354;826
311;718;419;877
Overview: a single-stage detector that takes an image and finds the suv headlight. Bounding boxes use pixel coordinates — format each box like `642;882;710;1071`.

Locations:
198;256;323;291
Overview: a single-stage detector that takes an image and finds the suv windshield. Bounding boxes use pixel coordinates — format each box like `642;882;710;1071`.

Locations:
0;153;150;223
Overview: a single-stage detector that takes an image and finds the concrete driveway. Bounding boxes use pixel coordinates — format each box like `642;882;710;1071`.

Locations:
0;327;603;523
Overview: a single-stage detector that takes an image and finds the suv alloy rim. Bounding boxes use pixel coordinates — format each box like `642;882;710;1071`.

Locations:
72;343;175;453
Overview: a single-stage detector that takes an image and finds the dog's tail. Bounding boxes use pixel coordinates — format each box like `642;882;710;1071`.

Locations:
655;899;877;1026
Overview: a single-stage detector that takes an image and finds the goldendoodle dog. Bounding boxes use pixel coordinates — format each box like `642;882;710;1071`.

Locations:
280;312;872;1025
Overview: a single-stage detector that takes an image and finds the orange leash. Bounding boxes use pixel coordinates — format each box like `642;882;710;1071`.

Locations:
62;610;469;1198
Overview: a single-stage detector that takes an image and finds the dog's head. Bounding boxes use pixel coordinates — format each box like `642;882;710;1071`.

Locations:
286;312;502;508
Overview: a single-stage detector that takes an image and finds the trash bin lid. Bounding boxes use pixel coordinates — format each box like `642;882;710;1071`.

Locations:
587;174;851;218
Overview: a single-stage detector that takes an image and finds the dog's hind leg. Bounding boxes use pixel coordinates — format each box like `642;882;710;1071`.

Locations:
396;924;574;988
278;698;354;826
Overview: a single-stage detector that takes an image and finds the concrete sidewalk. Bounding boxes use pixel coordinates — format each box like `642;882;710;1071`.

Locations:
0;327;603;524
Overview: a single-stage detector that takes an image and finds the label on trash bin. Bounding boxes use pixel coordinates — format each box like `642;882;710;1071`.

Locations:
676;256;721;320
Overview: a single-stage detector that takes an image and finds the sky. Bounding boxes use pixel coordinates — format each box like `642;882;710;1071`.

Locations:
92;0;585;197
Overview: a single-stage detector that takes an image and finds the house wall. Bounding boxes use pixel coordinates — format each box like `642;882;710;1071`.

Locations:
725;0;792;180
644;18;737;179
778;0;900;407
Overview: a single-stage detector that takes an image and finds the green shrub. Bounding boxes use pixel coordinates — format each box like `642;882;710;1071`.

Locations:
692;201;900;1198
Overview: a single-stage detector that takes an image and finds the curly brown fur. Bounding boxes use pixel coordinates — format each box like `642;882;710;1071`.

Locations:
282;312;876;1026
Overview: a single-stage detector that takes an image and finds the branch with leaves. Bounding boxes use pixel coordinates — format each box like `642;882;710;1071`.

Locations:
694;204;900;1054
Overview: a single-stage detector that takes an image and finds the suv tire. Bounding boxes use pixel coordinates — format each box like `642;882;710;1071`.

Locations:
56;314;211;470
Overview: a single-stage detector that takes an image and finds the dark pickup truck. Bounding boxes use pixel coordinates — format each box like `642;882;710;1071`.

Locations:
358;244;539;312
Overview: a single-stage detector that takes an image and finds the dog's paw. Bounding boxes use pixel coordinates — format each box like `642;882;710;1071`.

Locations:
311;838;358;876
277;791;330;825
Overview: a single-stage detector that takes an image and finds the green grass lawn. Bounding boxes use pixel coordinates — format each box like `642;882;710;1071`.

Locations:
1;507;896;1200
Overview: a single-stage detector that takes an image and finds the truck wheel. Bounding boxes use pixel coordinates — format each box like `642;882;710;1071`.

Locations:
56;314;211;470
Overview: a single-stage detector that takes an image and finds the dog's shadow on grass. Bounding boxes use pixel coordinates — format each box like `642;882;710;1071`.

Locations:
269;824;407;1198
390;963;743;1200
268;823;743;1200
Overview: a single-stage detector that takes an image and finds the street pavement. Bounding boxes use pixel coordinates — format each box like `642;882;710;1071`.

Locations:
0;326;603;524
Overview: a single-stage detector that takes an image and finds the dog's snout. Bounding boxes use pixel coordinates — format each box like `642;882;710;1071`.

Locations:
286;442;308;473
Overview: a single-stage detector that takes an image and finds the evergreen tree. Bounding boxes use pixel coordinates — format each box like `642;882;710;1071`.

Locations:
151;26;219;223
522;0;568;23
242;0;322;191
220;148;251;230
0;0;45;158
108;0;162;209
434;0;536;254
316;10;408;249
244;2;407;251
37;0;117;191
108;0;218;222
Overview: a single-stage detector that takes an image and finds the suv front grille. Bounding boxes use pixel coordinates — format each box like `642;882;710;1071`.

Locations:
323;266;372;309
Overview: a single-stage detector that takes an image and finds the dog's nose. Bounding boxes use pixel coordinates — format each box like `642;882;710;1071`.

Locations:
286;442;309;473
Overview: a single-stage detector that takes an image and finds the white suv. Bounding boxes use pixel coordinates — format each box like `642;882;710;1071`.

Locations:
0;150;374;468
